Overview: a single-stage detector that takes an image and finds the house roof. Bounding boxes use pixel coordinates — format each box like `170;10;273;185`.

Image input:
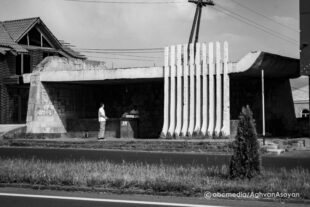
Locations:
2;17;38;42
0;22;27;53
0;17;85;59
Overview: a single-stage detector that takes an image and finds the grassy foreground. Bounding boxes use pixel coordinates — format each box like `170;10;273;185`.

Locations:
0;158;309;199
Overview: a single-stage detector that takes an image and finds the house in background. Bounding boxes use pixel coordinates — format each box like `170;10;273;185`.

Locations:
0;17;85;124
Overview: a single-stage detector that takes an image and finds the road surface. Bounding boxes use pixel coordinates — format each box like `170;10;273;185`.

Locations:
0;187;308;207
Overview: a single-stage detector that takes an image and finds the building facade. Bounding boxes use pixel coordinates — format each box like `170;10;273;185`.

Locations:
0;17;85;124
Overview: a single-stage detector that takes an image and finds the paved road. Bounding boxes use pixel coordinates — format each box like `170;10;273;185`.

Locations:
0;187;308;207
0;147;309;169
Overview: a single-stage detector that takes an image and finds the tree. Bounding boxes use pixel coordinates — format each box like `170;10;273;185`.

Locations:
229;105;261;179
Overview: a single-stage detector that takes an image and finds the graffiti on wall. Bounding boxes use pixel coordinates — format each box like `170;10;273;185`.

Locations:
36;105;55;116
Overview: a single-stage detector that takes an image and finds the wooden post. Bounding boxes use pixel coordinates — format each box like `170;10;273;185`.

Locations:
27;33;30;46
40;33;43;47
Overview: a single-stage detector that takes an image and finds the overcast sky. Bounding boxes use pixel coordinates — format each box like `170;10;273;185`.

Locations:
1;0;299;68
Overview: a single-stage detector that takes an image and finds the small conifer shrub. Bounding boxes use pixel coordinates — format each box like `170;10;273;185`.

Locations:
229;105;261;179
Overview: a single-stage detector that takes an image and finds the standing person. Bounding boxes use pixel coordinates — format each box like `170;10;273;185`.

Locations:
98;103;108;140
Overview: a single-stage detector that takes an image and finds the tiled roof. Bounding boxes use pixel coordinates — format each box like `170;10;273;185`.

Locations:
2;17;39;42
0;22;27;53
0;17;84;59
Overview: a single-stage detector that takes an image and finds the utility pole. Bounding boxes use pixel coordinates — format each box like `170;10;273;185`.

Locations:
188;0;214;57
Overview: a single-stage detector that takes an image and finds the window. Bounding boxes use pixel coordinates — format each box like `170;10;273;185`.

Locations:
16;55;21;75
15;54;31;75
23;54;31;73
28;28;41;46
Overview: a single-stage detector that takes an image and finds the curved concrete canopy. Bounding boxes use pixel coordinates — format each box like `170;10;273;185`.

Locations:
22;52;300;84
232;51;300;79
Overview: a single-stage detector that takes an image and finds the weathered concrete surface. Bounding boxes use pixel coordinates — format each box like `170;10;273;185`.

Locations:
23;57;163;83
233;51;299;78
26;74;67;133
24;50;300;137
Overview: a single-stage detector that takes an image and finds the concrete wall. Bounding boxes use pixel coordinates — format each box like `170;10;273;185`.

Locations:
26;74;73;133
26;77;164;137
230;77;297;136
294;101;309;118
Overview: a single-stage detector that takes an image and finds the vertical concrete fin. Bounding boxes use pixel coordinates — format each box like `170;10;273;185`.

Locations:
181;44;189;137
194;42;202;135
26;73;66;134
167;45;176;137
215;42;223;136
188;43;195;137
201;43;208;136
222;41;230;137
161;46;170;137
207;42;215;136
175;44;183;137
26;73;41;133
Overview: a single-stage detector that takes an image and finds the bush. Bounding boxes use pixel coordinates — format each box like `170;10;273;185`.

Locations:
229;106;261;179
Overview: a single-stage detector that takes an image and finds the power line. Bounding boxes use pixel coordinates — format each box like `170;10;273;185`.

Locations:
230;0;299;33
213;6;299;46
65;0;185;4
216;4;298;44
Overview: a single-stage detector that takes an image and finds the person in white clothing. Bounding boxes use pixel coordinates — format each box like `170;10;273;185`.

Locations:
98;103;108;139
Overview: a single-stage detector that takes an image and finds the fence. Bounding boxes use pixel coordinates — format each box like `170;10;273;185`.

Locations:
161;41;232;138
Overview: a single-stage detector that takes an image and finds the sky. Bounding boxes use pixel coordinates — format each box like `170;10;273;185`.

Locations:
0;0;299;68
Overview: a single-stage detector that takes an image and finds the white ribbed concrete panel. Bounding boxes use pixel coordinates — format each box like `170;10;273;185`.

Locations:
167;45;176;137
161;41;231;139
175;45;183;137
181;44;189;137
160;47;170;137
194;43;202;135
207;42;215;136
214;42;222;136
221;41;230;136
200;43;208;136
188;43;195;137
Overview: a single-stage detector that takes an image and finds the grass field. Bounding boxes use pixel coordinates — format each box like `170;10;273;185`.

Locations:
0;158;309;200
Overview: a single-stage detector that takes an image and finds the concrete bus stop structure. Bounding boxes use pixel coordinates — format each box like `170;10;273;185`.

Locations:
24;42;299;138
